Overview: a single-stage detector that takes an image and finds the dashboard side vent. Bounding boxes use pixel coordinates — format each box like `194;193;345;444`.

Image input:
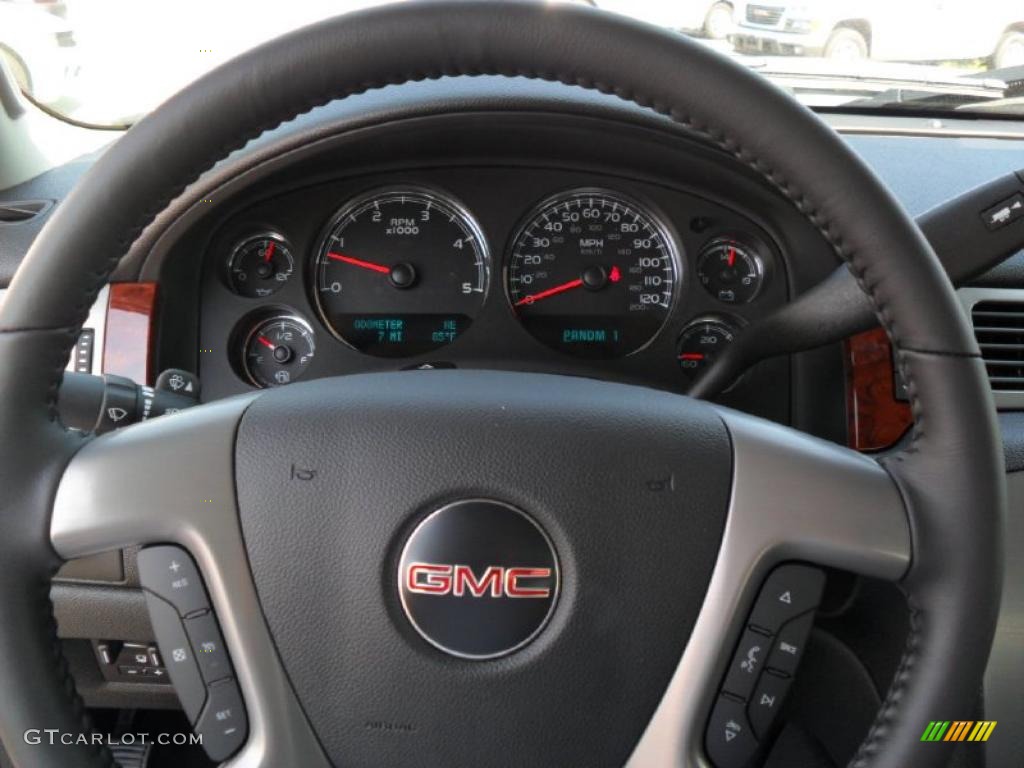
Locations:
972;300;1024;391
0;199;53;224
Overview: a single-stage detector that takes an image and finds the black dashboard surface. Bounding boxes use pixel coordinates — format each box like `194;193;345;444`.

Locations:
2;81;1024;426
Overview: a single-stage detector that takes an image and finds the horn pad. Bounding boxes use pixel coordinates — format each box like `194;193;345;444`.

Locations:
235;371;731;767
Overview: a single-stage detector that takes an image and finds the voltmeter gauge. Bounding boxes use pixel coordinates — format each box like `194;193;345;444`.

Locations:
242;315;316;388
696;238;764;304
227;233;294;297
676;317;739;380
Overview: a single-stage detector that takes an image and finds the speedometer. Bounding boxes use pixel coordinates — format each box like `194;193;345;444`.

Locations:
506;189;679;358
313;187;489;357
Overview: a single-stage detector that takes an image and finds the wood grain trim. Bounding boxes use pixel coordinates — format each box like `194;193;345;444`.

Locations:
845;327;912;452
102;283;157;385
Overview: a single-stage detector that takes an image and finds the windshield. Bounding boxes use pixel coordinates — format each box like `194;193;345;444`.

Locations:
1;0;1023;127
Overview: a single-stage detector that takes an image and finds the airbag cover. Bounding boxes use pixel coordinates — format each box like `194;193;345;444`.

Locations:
235;370;731;767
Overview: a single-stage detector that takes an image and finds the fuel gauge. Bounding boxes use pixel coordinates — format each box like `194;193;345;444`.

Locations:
228;233;294;297
242;314;316;387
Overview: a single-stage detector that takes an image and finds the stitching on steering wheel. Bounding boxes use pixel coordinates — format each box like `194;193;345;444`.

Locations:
848;599;922;768
9;61;972;766
38;571;118;768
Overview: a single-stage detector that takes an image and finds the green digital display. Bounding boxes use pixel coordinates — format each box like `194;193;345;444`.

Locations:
561;328;619;344
336;314;469;357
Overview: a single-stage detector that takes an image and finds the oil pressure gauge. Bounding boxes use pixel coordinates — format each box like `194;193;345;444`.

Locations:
696;237;764;304
227;233;294;298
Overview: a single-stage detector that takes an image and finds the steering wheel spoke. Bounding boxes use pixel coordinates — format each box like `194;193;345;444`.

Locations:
51;395;329;768
628;408;910;767
713;408;910;580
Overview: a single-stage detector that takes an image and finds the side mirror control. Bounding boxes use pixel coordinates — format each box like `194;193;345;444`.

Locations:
92;640;170;684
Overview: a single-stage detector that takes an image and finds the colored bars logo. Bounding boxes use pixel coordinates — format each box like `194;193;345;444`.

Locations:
921;721;997;742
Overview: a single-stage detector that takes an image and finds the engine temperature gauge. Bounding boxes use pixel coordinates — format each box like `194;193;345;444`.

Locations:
677;317;739;381
242;315;315;387
696;238;764;304
228;233;294;298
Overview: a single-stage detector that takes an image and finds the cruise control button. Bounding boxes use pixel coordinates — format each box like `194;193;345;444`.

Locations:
721;628;771;701
706;695;758;768
748;564;824;635
195;678;247;762
142;591;207;723
748;670;792;740
766;611;814;677
138;545;210;617
185;611;233;683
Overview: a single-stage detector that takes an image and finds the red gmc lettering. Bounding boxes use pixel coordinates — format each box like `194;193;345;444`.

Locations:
453;565;503;597
406;563;552;598
505;567;553;598
406;563;451;594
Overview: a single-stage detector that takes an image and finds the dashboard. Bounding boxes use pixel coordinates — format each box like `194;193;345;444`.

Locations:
199;169;787;398
5;78;1024;442
155;80;852;428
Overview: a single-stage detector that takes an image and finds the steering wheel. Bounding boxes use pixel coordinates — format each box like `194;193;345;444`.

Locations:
0;3;1004;767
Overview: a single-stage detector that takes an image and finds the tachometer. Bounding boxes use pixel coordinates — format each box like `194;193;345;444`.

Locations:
506;189;679;358
313;187;489;357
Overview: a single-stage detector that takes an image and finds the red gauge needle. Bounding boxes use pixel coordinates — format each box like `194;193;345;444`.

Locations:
515;278;585;307
262;241;276;263
679;353;705;361
727;247;736;267
327;251;391;275
256;335;276;350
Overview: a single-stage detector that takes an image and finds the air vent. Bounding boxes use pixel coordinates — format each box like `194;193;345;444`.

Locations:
0;199;53;224
972;299;1024;390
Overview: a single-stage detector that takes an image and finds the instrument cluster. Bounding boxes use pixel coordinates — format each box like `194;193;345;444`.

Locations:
204;173;784;395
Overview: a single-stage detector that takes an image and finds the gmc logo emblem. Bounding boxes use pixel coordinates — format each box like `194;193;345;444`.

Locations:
406;562;553;598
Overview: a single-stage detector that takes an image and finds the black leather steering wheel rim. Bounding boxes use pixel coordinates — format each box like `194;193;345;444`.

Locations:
0;2;1004;766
